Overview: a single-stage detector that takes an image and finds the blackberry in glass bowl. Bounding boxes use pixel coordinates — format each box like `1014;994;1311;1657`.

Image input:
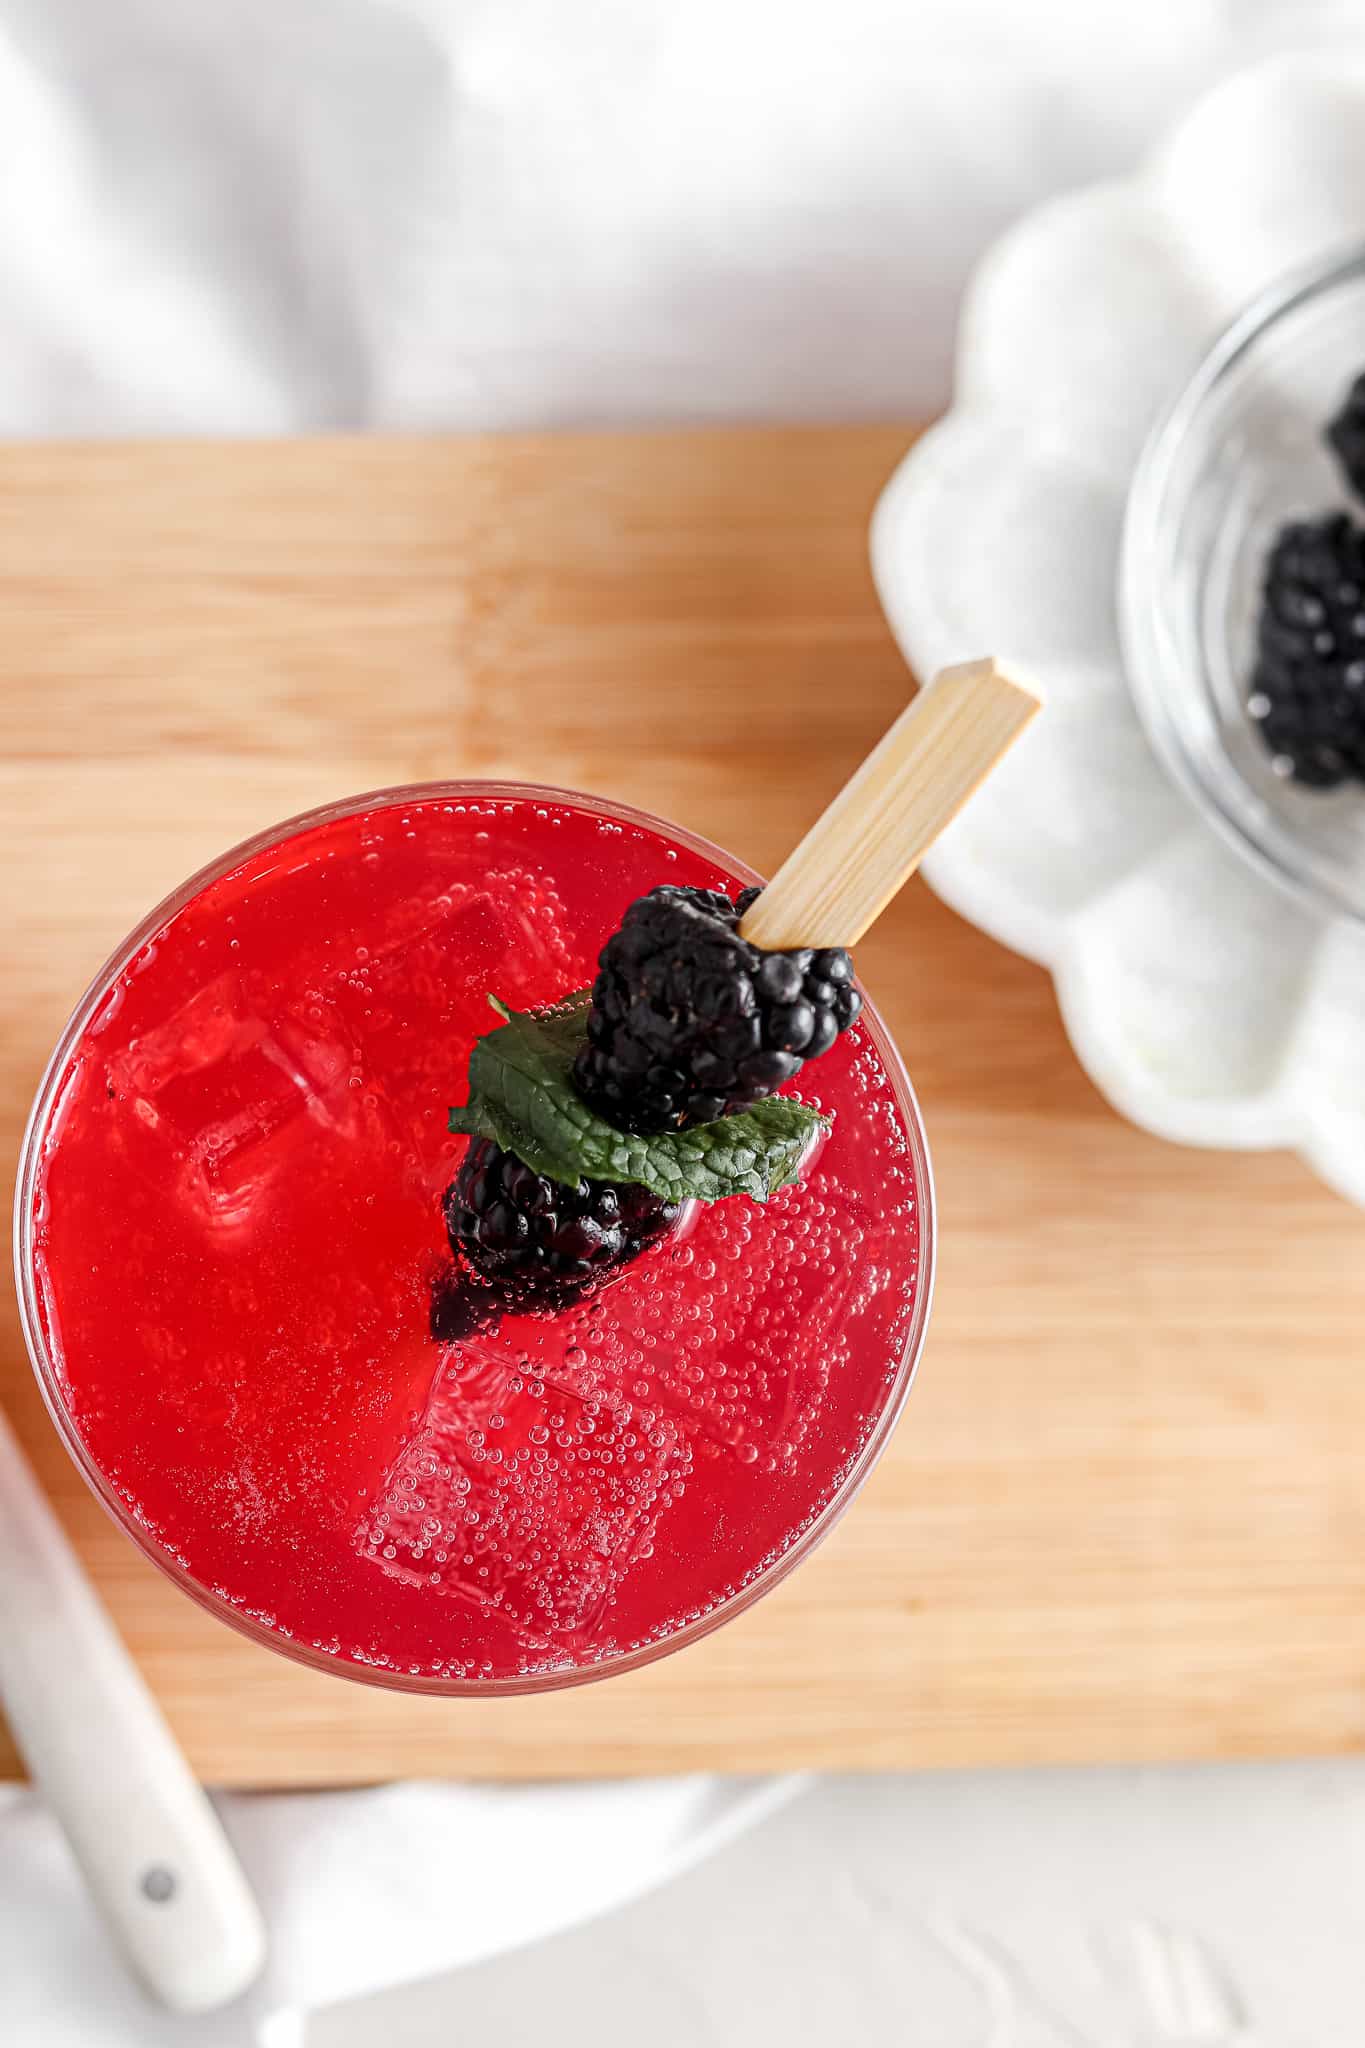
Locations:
1122;244;1365;926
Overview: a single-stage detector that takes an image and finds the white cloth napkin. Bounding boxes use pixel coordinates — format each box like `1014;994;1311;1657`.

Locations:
0;1775;802;2044
0;0;1302;437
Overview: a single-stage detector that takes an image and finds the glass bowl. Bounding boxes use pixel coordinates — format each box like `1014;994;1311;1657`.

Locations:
1121;243;1365;927
14;781;935;1696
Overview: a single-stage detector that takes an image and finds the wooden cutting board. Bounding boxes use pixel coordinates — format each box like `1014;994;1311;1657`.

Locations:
3;427;1364;1786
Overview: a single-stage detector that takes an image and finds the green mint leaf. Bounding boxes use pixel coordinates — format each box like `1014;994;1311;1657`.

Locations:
448;990;828;1202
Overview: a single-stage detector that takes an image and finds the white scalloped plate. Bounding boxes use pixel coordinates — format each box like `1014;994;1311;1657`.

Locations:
872;49;1365;1208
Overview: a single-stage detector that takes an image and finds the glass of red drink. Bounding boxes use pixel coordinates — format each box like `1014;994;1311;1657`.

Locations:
15;783;934;1693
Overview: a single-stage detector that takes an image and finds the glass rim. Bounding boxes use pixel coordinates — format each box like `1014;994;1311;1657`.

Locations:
1120;238;1365;929
14;777;936;1697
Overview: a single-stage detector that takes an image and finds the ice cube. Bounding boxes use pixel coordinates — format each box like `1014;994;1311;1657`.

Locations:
567;1186;901;1467
322;865;587;1185
109;971;260;1102
337;864;581;1023
108;971;366;1230
357;1342;691;1648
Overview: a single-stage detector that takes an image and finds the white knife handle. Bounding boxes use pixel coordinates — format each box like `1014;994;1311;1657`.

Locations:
0;1410;267;2011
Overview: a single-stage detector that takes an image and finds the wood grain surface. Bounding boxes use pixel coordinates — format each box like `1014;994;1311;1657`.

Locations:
3;427;1364;1786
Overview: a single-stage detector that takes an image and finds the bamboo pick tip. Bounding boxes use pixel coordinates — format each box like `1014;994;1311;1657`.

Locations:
933;654;1044;716
736;654;1042;952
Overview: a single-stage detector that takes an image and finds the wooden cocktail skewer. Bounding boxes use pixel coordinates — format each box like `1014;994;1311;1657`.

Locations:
737;657;1041;952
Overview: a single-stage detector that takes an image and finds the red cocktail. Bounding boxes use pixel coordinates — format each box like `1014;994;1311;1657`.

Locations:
16;785;933;1691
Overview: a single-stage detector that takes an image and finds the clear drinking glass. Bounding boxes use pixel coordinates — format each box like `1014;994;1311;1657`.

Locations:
15;782;934;1695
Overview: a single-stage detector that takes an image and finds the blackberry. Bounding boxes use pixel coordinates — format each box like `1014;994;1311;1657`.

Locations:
1248;512;1365;790
1326;370;1365;500
574;884;862;1133
445;1137;681;1308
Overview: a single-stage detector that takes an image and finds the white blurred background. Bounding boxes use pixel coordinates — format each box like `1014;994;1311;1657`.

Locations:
0;0;1342;436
